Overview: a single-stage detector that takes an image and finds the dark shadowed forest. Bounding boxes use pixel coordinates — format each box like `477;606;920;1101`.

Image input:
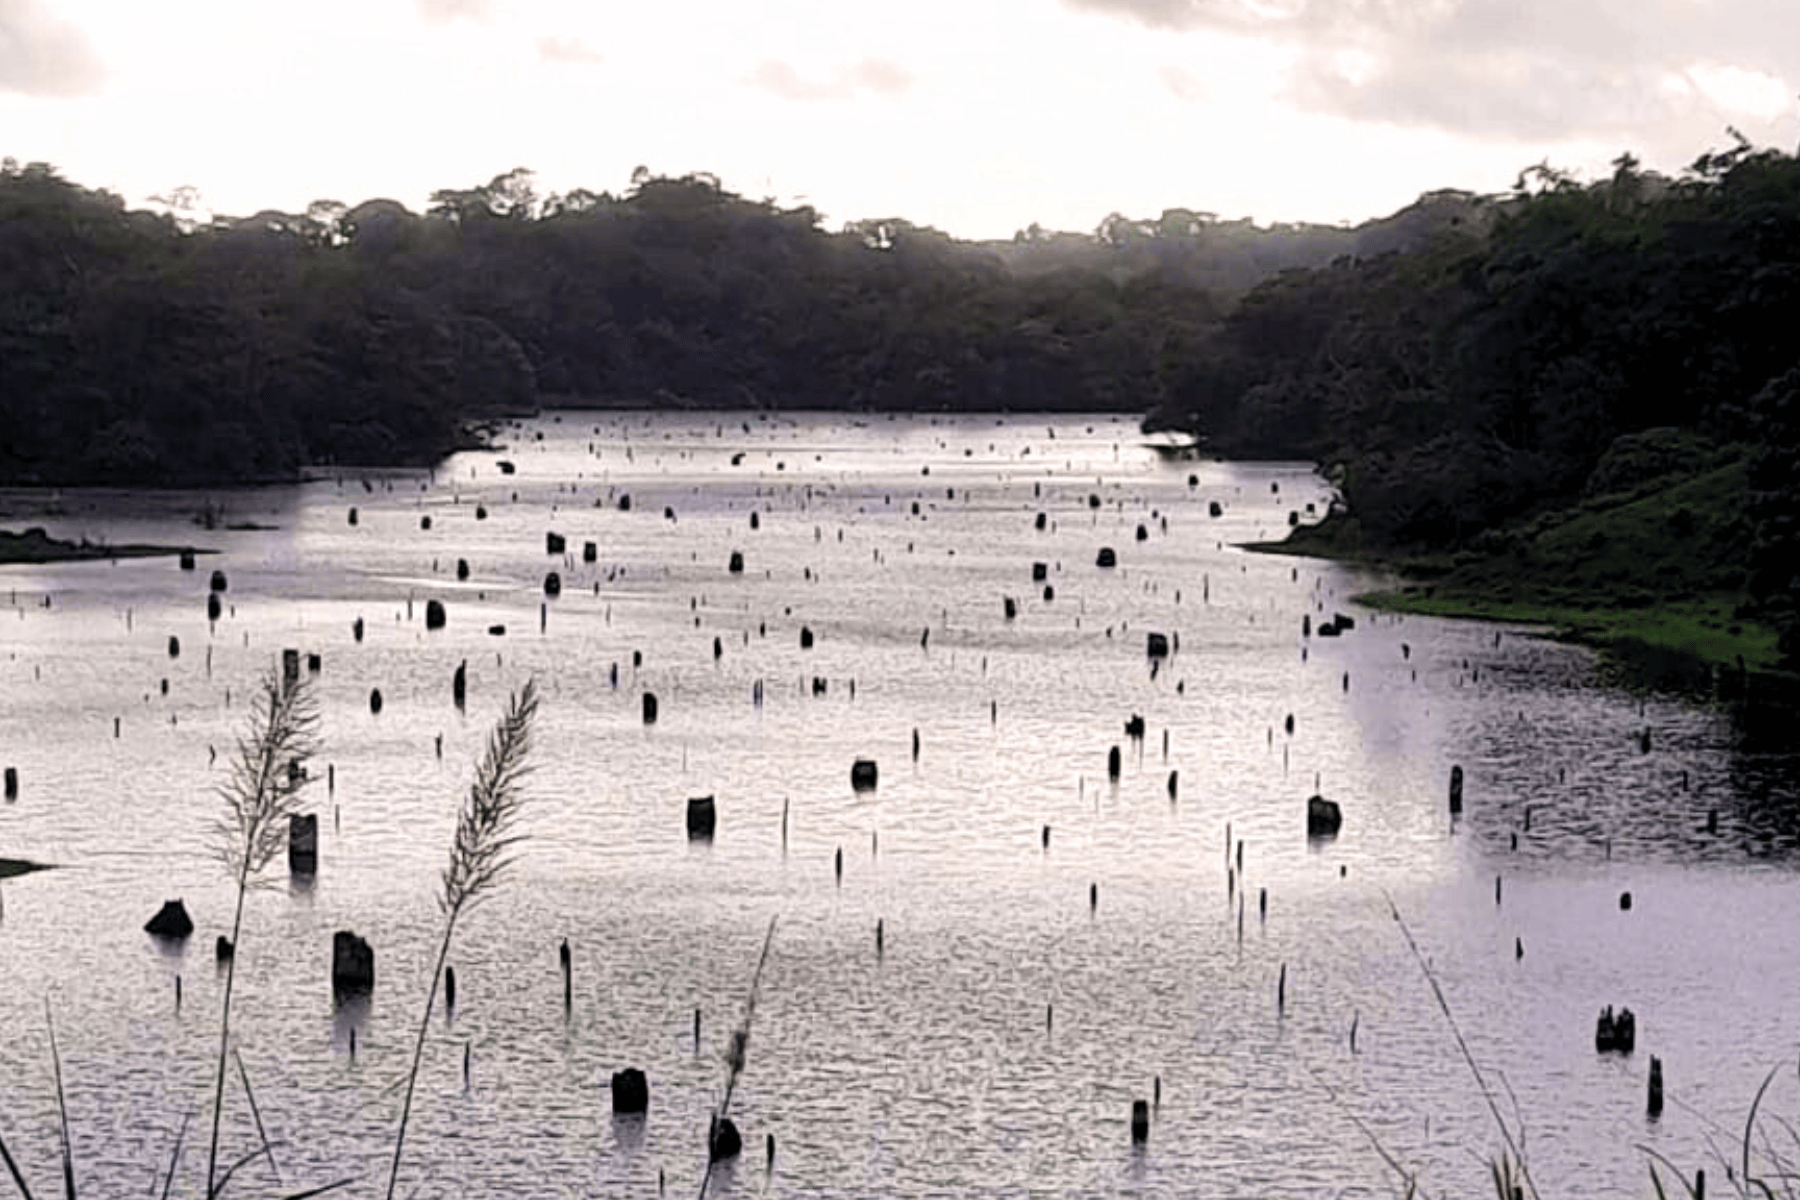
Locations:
1144;141;1800;672
1;145;1795;666
0;157;1466;486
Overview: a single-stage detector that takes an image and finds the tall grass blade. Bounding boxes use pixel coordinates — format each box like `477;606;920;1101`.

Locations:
277;1179;356;1200
210;1142;288;1200
233;1052;280;1186
1302;1062;1430;1200
0;1124;37;1200
385;681;538;1200
1637;1145;1703;1199
46;1003;73;1200
698;916;779;1200
1748;1062;1784;1193
155;1112;189;1200
1385;893;1539;1200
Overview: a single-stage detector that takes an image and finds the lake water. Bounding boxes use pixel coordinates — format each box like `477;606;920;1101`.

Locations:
1;412;1797;1199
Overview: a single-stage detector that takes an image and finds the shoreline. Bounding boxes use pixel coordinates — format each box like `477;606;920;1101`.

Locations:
0;858;51;880
0;527;207;567
1243;526;1792;686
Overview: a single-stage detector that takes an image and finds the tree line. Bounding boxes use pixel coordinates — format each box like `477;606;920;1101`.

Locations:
0;157;1464;487
1145;140;1800;666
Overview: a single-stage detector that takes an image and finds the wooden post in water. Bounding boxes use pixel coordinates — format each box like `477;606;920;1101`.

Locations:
1648;1056;1664;1116
560;939;571;1011
1277;963;1286;1016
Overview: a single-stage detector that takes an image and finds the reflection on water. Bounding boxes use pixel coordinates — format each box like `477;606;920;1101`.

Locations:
1;412;1797;1199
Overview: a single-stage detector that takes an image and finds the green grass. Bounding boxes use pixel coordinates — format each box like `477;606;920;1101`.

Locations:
1253;455;1792;676
1359;590;1784;673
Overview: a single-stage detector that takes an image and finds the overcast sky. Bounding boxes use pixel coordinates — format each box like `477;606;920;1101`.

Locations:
3;0;1796;238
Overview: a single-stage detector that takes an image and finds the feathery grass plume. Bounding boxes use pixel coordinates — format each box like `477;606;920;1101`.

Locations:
697;916;778;1200
205;668;320;1200
386;680;539;1200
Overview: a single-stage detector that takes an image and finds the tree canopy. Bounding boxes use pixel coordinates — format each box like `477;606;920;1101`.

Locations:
0;158;1462;486
1144;138;1800;667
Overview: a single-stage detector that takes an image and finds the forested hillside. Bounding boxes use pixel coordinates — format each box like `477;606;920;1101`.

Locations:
0;158;1469;488
1145;140;1800;668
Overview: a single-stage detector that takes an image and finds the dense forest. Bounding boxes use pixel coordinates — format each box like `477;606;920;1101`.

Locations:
0;156;1470;489
1143;138;1800;669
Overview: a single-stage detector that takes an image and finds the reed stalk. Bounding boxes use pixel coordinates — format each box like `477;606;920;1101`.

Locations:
697;916;778;1200
385;680;538;1200
205;670;319;1199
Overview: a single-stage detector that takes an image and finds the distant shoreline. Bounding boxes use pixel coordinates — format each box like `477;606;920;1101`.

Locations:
0;527;202;566
0;858;51;879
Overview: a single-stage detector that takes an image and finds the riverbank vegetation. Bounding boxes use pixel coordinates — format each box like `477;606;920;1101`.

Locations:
0;527;197;565
1152;139;1800;672
0;156;1466;487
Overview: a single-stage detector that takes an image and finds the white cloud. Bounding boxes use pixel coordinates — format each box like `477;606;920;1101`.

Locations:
1685;62;1792;120
3;0;1797;241
0;0;106;96
745;57;915;102
1064;0;1800;150
536;35;603;66
419;0;493;24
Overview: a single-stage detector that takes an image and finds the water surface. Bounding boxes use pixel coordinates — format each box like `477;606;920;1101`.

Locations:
1;412;1796;1198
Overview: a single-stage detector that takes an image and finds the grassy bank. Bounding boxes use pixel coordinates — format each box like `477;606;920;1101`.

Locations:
1249;454;1791;676
0;527;199;566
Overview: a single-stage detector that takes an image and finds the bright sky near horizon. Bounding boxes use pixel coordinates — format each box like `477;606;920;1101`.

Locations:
3;0;1798;238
